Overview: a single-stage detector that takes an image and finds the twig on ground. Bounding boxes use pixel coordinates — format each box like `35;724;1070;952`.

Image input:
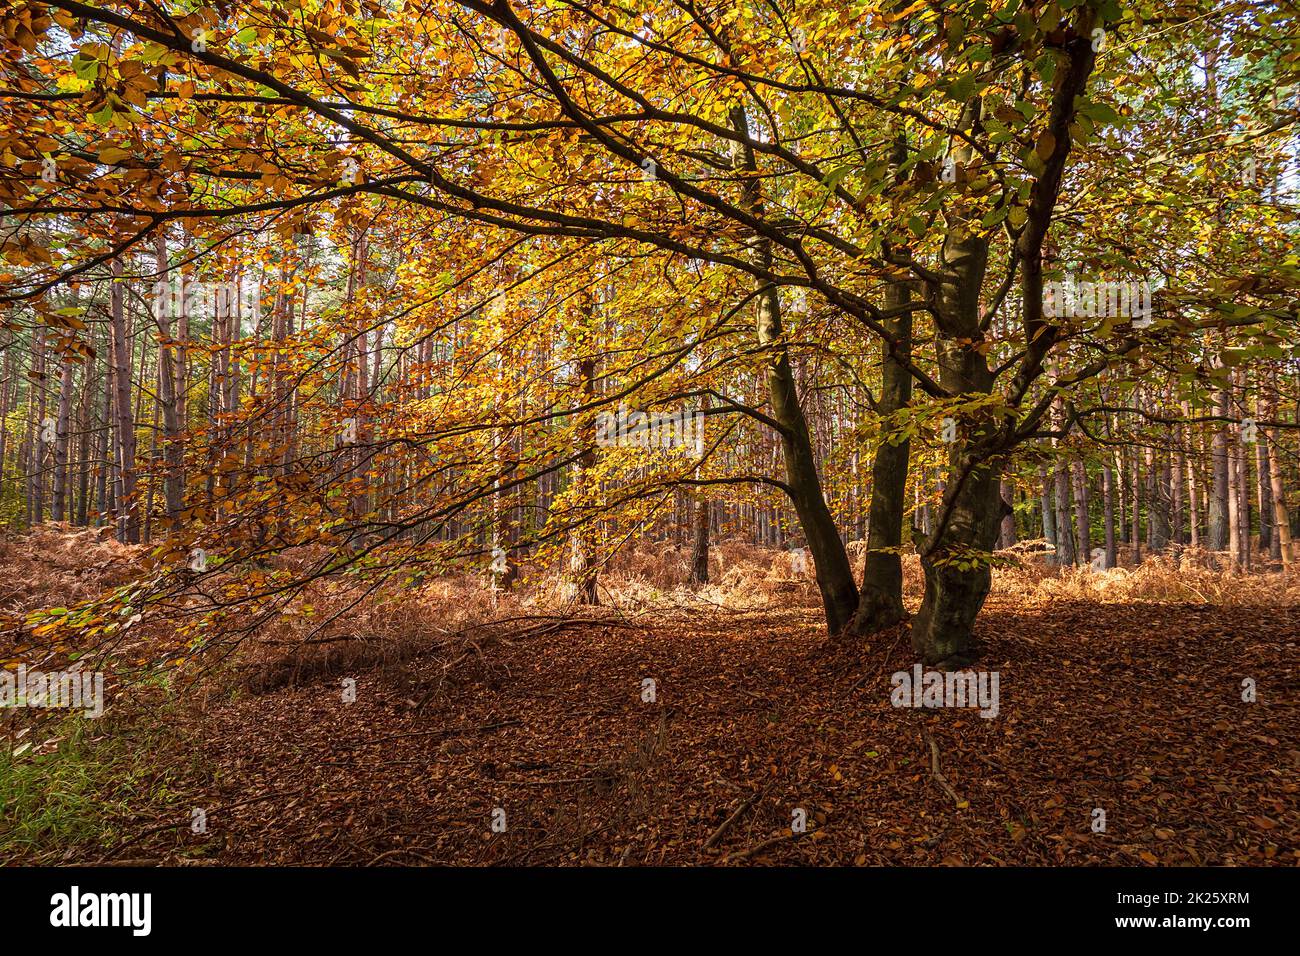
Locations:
702;785;770;851
717;829;808;865
921;725;964;807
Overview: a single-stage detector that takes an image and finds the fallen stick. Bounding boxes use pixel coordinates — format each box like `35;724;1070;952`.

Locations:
921;725;964;807
703;785;769;850
718;829;807;865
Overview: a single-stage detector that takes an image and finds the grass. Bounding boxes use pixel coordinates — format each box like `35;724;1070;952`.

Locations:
0;711;187;864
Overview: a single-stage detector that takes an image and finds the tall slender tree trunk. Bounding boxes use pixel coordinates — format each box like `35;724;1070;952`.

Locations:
1102;461;1117;568
1257;437;1273;556
1208;383;1230;550
730;105;857;634
154;232;185;525
1148;445;1170;551
1054;462;1075;565
1184;400;1200;549
1264;371;1292;568
1171;423;1186;552
1072;459;1090;564
1227;423;1243;571
50;356;74;522
570;296;600;604
689;394;710;585
29;330;47;525
852;271;913;633
1129;447;1142;565
109;256;139;543
1039;464;1056;546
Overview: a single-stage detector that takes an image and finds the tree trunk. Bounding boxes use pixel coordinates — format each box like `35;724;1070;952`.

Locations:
998;479;1017;550
911;109;999;665
50;356;74;522
569;298;600;603
689;494;710;584
1171;420;1185;551
1102;461;1117;568
154;232;185;525
1039;464;1056;546
1208;385;1230;550
689;393;710;585
1129;447;1142;565
852;274;913;632
1264;372;1292;568
1148;446;1170;551
1054;462;1075;565
1184;400;1200;549
730;105;857;634
1257;436;1273;556
109;257;139;544
1227;424;1243;571
1072;459;1090;565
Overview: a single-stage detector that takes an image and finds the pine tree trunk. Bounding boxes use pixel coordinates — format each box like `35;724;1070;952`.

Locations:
109;257;139;543
50;356;74;522
1208;385;1230;550
154;232;185;525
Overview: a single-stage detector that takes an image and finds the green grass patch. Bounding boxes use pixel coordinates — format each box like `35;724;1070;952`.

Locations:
0;712;188;864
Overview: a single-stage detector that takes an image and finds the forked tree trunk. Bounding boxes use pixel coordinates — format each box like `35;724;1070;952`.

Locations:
911;108;998;665
915;11;1105;659
913;456;1002;667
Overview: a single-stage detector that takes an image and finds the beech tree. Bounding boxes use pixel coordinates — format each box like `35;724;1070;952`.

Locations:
0;0;1296;667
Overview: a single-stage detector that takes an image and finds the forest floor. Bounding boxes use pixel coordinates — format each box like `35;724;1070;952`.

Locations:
1;530;1297;866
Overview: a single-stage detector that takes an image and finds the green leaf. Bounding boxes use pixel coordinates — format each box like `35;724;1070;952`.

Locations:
1080;101;1121;125
822;165;853;190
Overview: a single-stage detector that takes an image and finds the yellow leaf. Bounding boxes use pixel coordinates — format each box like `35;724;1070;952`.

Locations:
97;146;131;165
1035;131;1056;160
